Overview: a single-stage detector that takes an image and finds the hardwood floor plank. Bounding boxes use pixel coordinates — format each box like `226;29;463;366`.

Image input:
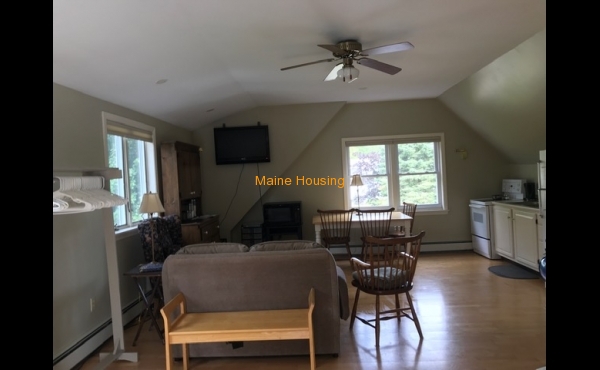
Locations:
75;251;546;370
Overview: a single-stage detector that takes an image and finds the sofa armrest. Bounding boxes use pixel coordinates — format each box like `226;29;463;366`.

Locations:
336;266;350;320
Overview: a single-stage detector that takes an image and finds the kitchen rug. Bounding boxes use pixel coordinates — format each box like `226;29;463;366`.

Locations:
488;264;540;279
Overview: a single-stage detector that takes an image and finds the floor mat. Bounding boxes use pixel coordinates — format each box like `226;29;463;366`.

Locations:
488;264;540;279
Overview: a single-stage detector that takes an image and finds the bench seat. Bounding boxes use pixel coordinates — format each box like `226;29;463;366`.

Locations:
161;288;315;370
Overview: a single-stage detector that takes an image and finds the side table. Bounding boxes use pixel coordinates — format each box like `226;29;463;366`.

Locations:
123;265;165;346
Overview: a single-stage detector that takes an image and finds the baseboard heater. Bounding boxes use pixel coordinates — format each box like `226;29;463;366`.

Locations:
53;296;146;370
330;240;473;256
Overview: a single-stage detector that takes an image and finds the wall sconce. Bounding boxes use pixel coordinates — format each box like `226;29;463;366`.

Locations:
456;148;468;160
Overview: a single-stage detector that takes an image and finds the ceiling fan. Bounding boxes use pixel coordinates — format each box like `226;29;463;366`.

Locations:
280;40;414;83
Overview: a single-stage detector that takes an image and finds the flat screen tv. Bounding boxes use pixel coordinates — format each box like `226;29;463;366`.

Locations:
214;125;271;165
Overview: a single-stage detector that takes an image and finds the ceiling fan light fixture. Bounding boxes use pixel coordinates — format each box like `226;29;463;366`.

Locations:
337;65;359;83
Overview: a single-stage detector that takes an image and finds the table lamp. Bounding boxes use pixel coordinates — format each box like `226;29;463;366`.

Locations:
139;192;166;272
350;174;364;215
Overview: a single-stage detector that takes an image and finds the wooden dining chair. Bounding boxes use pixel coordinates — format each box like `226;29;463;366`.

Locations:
357;207;395;260
349;231;426;346
317;209;356;259
393;202;417;236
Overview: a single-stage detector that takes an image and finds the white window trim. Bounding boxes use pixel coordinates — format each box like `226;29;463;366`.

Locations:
341;133;449;215
101;112;160;234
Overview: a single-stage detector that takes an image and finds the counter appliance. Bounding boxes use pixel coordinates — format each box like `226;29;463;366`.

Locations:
469;179;527;260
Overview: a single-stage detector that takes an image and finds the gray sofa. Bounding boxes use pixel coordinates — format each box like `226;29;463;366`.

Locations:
161;240;349;358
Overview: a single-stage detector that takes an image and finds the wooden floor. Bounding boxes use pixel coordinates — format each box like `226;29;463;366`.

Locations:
76;251;546;370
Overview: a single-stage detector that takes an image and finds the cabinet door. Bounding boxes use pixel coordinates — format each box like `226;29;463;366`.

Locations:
181;224;203;245
181;217;220;245
200;219;220;242
177;150;202;200
513;209;539;271
493;206;514;258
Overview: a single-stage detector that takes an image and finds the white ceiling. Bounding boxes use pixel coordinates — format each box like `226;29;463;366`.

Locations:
53;0;546;132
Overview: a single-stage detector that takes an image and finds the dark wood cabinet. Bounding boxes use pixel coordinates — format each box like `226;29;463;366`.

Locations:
181;215;221;244
161;141;220;245
176;149;202;200
161;141;203;219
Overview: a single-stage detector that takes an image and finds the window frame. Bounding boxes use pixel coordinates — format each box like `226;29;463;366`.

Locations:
101;112;159;235
341;133;448;214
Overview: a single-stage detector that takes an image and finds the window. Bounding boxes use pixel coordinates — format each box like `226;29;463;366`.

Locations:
102;112;159;230
342;133;447;212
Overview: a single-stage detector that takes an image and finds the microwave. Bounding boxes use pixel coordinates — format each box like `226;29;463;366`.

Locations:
263;201;302;226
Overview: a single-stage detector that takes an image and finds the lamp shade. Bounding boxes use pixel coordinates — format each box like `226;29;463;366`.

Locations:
139;192;165;214
350;174;364;187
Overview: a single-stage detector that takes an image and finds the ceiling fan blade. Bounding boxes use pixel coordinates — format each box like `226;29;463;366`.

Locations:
281;58;336;71
356;58;402;75
324;63;343;81
360;41;414;56
318;44;349;56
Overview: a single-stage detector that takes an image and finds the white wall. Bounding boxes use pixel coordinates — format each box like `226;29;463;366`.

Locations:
439;29;546;165
53;83;193;369
194;99;512;247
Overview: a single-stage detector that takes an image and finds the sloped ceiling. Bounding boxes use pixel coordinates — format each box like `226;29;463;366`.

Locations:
440;29;546;164
53;0;546;164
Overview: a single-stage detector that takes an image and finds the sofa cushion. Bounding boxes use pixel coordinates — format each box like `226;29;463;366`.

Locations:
176;243;249;254
249;240;324;252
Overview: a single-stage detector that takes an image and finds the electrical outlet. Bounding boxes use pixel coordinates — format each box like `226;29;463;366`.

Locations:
90;298;95;312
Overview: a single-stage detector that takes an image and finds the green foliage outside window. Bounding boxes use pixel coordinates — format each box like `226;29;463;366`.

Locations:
107;134;149;227
349;141;439;208
398;143;438;205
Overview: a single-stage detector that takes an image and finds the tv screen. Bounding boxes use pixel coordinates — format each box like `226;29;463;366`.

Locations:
214;125;271;165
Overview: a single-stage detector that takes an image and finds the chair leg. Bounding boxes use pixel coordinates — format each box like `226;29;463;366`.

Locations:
375;295;381;347
406;292;423;339
345;243;352;259
350;289;361;330
182;343;189;370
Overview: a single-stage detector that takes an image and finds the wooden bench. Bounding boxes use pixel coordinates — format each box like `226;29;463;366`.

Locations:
160;287;316;370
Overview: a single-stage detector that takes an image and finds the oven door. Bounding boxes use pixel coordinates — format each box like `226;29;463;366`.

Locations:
469;203;491;239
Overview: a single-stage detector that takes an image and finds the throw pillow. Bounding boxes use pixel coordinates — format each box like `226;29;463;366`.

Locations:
249;240;324;252
176;243;249;254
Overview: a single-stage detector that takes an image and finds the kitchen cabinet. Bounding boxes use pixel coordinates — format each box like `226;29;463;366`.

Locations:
181;215;221;245
512;208;539;270
161;141;203;220
492;203;540;271
493;205;514;259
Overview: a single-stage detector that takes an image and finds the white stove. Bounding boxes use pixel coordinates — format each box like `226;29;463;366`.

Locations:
470;197;498;206
469;179;527;260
